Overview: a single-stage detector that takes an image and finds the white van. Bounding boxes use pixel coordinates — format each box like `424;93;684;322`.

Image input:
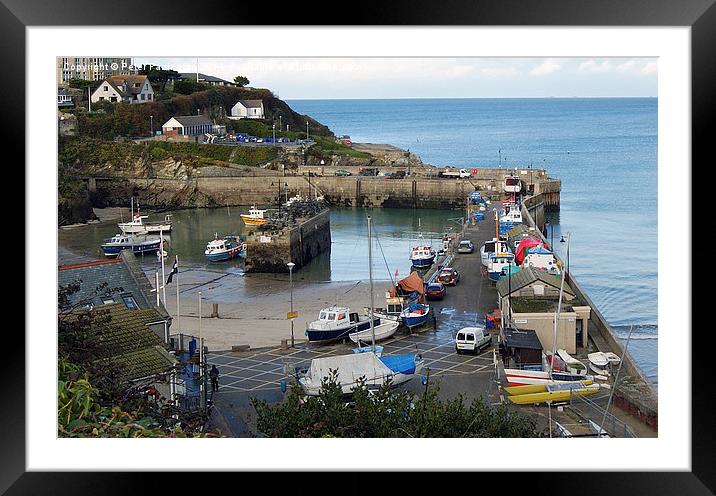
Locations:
455;326;491;354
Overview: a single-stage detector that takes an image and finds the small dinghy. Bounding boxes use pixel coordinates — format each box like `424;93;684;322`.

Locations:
349;320;400;344
588;352;611;376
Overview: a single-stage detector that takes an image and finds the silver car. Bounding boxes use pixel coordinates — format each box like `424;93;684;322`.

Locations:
457;240;474;253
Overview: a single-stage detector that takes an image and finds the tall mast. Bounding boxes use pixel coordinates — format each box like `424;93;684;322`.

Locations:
548;232;570;380
368;215;375;352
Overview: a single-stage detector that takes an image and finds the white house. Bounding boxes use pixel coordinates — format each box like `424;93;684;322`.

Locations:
91;75;154;104
162;115;214;137
229;99;265;119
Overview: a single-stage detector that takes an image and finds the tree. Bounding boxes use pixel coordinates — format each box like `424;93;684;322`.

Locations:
233;75;250;87
252;371;542;438
174;79;209;95
139;64;180;93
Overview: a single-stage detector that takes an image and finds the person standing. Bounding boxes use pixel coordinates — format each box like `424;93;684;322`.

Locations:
209;364;220;392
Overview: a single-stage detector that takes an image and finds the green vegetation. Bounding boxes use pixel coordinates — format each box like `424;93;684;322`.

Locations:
58;282;214;437
252;371;541;438
308;136;371;159
234;75;250;87
138;64;180;93
59;136;279;169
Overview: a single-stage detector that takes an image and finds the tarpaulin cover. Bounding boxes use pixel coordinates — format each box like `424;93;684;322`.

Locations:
515;237;543;265
390;271;425;297
380;354;418;375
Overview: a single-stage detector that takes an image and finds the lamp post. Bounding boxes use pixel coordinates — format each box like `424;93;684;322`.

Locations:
560;235;569;275
287;262;296;347
272;122;276;144
306;121;309;141
279;115;282;136
150;115;153;137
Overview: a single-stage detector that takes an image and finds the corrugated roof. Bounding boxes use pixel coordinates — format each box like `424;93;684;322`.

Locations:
502;327;543;350
496;266;574;298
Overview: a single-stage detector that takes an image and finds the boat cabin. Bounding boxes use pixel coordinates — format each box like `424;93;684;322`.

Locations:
311;307;360;330
107;234;131;244
206;238;228;253
503;174;521;193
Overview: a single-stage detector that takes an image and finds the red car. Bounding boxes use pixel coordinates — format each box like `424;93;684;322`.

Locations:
425;282;446;300
437;267;460;286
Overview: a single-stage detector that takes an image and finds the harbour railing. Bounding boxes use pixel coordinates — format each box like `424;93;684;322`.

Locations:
568;394;637;438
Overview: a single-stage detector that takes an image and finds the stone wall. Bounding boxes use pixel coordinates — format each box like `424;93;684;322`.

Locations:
243;209;331;273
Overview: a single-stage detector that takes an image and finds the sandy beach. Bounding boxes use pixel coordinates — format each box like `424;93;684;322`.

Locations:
158;267;394;351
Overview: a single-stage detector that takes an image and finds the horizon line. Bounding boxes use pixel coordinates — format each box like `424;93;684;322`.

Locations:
283;95;657;101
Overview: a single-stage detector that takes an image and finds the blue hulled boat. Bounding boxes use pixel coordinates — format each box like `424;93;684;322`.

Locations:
306;306;381;343
204;234;247;262
400;302;431;329
101;233;162;258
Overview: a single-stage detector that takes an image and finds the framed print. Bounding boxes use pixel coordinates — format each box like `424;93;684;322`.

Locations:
8;0;710;492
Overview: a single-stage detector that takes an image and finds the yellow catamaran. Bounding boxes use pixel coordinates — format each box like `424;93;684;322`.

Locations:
506;380;599;405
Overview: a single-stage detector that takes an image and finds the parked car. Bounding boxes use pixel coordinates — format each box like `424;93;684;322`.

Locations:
455;327;491;354
389;170;407;179
335;169;352;176
359;167;380;176
425;282;446;301
457;240;474;254
437;267;460;286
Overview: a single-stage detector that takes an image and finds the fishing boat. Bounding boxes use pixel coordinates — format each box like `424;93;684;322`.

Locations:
409;220;435;268
499;205;523;235
204;234;247;262
100;233;162;258
522;246;560;275
118;198;172;234
297;350;424;396
305;306;380;343
349;320;400;344
480;239;510;267
487;252;516;282
588;351;611;376
506;380;600;405
503;173;521;194
240;206;268;226
400;302;431;329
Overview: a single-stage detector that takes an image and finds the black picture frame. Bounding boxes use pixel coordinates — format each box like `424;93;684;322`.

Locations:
8;0;708;492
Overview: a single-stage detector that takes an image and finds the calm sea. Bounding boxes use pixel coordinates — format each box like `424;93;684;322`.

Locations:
289;97;658;384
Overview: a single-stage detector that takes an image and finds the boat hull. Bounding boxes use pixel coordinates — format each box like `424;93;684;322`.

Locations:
306;317;381;343
101;240;161;258
205;245;246;262
349;321;400;343
504;368;592;386
410;256;435;268
401;311;430;329
240;215;266;226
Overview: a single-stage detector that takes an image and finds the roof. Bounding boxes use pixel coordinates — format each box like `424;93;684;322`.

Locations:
59;256;151;310
502;327;543;350
495;266;574;298
105;75;151;96
67;303;177;382
237;99;263;108
165;115;214;127
178;72;234;85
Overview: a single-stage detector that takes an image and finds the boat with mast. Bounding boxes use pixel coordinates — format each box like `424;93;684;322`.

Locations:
118;197;172;234
410;218;436;268
299;215;424;395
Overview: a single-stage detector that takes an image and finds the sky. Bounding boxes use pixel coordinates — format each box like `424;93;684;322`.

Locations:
134;57;657;100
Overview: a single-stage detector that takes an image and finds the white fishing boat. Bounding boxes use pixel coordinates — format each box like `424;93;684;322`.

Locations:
480;239;510;267
503;173;521;193
588;351;611;376
118;198;172;234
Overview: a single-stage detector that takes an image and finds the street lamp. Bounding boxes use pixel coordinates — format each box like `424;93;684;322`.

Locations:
272;122;276;144
287;262;296;347
150;115;153;137
306;121;309;141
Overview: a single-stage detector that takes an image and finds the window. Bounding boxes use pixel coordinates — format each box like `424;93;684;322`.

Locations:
102;297;115;305
328;313;336;320
104;85;108;91
320;311;327;320
121;294;139;310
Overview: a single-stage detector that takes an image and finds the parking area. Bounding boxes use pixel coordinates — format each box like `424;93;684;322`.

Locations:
208;320;497;396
